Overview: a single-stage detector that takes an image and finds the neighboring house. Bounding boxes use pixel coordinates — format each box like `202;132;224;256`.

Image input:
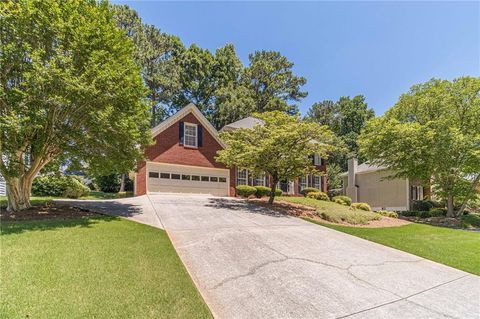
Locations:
0;174;6;196
134;103;327;197
340;158;428;211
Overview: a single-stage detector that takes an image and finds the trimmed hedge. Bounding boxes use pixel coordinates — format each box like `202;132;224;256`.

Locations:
332;195;352;206
300;187;320;196
236;185;256;197
306;191;330;201
255;186;271;198
32;175;90;199
351;202;372;211
375;210;398;218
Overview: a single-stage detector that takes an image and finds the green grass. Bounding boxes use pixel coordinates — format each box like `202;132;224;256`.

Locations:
0;191;131;208
0;217;212;318
277;196;380;225
304;218;480;276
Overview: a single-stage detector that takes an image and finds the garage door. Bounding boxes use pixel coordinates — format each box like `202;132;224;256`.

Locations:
146;162;230;196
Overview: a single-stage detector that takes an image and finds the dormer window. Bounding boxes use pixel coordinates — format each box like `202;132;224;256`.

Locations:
184;123;198;148
313;154;321;165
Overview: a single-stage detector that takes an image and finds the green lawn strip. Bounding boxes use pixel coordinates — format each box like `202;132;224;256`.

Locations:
1;217;212;319
303;217;480;276
0;192;127;208
277;196;379;225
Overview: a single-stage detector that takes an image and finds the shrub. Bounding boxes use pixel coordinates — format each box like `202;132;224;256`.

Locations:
300;187;320;196
236;185;257;197
401;210;418;217
32;175;89;198
418;210;432;218
351;202;372;211
375;210;398;218
429;208;447;217
334;198;348;206
412;200;434;211
332;195;352;206
63;178;90;198
95;174;121;193
255;186;271;198
306;192;330;201
274;188;282;196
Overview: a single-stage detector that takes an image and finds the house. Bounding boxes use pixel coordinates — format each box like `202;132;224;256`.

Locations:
0;175;6;196
134;103;327;197
340;158;429;211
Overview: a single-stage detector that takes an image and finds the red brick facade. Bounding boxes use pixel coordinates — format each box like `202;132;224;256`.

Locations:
135;112;235;196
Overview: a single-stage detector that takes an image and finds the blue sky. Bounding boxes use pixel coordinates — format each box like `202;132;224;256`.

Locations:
113;1;479;115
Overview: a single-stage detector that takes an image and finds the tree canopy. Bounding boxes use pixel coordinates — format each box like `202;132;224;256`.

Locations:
0;0;151;211
306;95;375;170
358;77;480;217
216;112;336;203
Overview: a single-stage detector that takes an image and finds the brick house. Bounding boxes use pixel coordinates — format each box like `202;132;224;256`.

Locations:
134;103;327;196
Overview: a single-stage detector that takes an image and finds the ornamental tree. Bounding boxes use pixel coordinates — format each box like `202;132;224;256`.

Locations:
216;111;336;204
0;0;151;211
358;77;480;217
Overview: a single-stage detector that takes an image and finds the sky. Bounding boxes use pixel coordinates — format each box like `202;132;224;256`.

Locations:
113;1;479;116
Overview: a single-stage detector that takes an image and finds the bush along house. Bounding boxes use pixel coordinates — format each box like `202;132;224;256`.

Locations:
133;103;327;197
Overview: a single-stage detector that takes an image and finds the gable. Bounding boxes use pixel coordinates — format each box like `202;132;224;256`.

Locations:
151;103;225;148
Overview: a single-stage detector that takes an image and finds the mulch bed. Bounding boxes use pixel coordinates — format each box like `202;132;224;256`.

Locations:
248;198;410;228
0;203;102;222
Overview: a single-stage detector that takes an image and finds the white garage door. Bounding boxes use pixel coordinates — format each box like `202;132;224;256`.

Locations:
147;162;229;196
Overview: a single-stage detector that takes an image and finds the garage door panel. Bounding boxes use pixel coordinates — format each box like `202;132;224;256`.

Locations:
147;162;229;196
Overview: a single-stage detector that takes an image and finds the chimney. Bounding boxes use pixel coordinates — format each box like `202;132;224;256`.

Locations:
346;158;358;202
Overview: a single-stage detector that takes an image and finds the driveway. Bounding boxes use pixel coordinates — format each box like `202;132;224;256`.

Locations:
65;194;480;318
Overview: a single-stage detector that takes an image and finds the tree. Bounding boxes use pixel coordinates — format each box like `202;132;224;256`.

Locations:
216;111;336;204
306;95;375;170
244;51;307;115
358;77;480;217
326;163;343;191
112;5;184;126
0;0;151;211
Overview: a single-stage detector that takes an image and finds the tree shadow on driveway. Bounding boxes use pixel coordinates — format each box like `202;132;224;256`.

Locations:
205;197;289;218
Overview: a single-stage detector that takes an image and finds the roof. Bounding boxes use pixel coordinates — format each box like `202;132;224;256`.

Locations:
151;103;225;148
339;162;388;177
220;116;264;132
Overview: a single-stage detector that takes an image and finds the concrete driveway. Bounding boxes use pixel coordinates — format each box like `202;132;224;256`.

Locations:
147;194;479;319
63;194;479;318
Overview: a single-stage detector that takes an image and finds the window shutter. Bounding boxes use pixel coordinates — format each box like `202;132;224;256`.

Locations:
198;125;203;147
179;121;184;144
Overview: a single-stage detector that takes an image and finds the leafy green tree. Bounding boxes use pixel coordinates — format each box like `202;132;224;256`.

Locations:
326;163;343;191
0;0;151;211
216;112;336;204
307;95;375;170
112;5;184;125
358;77;480;217
245;51;307;115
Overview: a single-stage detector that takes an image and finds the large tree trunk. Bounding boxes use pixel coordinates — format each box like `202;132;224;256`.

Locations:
6;177;33;212
446;193;455;218
119;174;125;192
268;179;278;205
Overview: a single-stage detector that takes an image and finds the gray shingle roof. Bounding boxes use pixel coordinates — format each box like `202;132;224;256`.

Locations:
220;117;264;132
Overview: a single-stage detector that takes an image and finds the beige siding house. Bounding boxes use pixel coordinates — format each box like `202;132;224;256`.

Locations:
340;159;427;211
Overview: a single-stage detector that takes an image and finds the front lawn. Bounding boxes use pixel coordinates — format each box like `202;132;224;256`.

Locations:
305;218;480;276
276;196;380;225
1;217;211;318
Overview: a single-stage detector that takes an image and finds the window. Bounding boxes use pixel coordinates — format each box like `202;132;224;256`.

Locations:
237;169;248;185
219;177;227;183
201;176;209;182
210;177;218;182
314;154;321;165
299;176;307;189
184;123;197;147
149;172;159;178
411;186;423;201
160;173;170;179
171;174;180;180
182;174;191;180
255;173;266;186
192;175;200;181
313;175;321;190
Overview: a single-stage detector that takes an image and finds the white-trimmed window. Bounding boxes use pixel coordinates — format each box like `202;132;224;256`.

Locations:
313;154;321;165
299;176;308;189
313;175;321;190
237;169;248;185
255;173;266;186
184;123;197;147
